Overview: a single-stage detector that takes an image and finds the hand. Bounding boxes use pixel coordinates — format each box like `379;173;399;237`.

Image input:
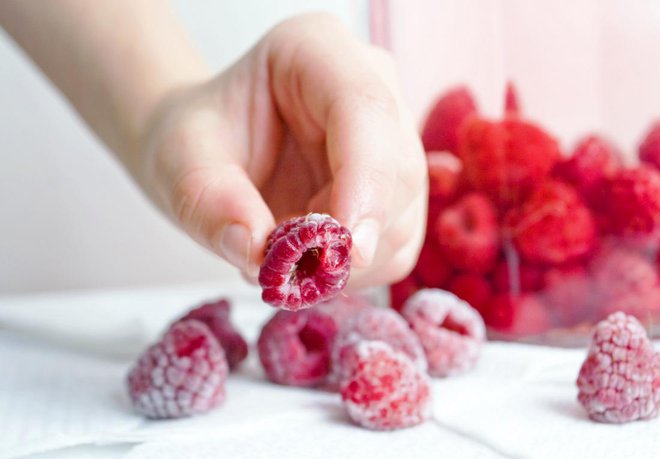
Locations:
135;13;427;288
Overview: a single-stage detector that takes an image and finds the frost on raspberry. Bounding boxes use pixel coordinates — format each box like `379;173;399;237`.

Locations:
259;214;352;311
340;341;432;430
175;298;248;370
329;307;427;388
126;320;228;419
577;312;660;423
434;192;499;273
402;289;485;377
459;117;561;207
421;86;477;155
257;308;337;387
504;180;596;265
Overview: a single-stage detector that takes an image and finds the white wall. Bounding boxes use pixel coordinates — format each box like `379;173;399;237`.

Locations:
0;1;370;293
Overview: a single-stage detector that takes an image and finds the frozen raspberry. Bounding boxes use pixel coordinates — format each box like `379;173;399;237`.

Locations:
315;294;373;329
590;245;658;300
492;258;544;293
329;307;427;387
504;81;521;115
446;274;493;312
402;289;485;377
577;312;659;423
639;122;660;170
257;309;337;387
541;265;594;327
175;298;247;370
421;86;477;155
259;213;352;311
484;293;553;336
340;341;432;430
413;239;452;288
434;193;499;273
126;320;228;419
504;180;596;265
389;274;421;312
604;166;660;244
460;117;561;207
552;135;621;208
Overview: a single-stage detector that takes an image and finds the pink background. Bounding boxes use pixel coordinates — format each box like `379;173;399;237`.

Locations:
379;0;660;156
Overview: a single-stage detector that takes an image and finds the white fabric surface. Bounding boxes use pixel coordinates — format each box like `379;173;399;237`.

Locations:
0;283;658;459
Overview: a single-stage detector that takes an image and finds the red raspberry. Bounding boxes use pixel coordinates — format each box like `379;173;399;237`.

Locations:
577;312;659;423
402;289;486;377
484;293;553;336
413;239;451;288
639;121;660;170
340;341;432;430
389;274;422;312
126;320;228;419
427;151;463;206
604;166;660;244
434;192;499;273
257;309;337;387
504;81;521;115
504;180;596;265
552;135;621;208
259;214;352;311
492;258;544;293
421;86;477;155
329;307;427;387
446;274;493;312
175;298;247;370
541;265;594;327
590;245;658;300
460;117;561;207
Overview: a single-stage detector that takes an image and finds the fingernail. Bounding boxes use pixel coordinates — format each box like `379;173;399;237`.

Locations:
218;223;251;270
351;219;379;266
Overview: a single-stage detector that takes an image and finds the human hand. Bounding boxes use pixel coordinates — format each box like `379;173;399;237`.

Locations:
135;13;427;288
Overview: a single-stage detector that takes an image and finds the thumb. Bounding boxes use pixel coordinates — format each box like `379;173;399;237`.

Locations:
167;161;275;275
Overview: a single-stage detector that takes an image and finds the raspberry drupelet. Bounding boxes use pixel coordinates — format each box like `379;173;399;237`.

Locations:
259;214;352;311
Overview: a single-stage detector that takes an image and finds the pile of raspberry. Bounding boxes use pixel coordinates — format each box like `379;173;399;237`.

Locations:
257;283;485;430
392;83;660;338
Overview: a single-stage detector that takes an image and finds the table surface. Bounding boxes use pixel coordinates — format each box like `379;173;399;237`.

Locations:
1;282;658;459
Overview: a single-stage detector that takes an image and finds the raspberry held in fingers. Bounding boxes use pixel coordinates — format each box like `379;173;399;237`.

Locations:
258;214;352;311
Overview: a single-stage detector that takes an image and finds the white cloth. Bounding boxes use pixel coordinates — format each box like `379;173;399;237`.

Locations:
0;284;658;459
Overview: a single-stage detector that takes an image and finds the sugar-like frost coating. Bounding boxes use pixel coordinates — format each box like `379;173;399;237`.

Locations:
402;289;485;377
126;320;228;419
